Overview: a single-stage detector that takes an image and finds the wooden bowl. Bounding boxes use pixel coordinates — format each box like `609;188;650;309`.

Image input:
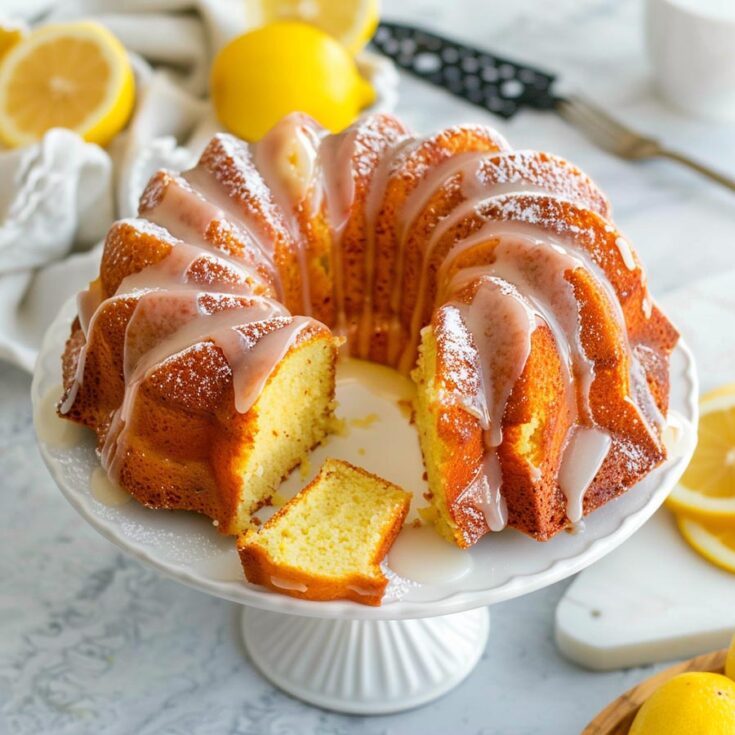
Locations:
583;649;727;734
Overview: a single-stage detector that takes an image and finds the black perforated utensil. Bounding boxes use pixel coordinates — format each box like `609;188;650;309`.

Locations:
371;21;558;119
372;22;735;192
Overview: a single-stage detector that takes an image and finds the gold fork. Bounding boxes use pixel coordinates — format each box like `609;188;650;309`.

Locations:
556;94;735;193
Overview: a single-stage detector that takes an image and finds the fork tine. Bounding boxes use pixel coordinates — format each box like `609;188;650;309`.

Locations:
556;95;734;190
564;94;641;140
556;97;622;150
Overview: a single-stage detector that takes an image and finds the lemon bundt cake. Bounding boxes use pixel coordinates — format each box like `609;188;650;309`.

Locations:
58;111;678;546
238;459;411;605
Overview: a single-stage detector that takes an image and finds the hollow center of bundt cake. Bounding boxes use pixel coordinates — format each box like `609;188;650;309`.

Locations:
59;112;676;552
252;358;427;526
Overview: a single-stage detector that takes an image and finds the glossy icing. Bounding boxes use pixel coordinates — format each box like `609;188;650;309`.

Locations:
62;112;671;530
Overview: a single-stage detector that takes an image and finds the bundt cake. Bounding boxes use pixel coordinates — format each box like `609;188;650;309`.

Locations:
238;458;411;605
58;110;678;547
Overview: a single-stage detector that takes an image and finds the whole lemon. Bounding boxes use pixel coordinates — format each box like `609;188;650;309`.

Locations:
210;21;375;141
630;672;735;735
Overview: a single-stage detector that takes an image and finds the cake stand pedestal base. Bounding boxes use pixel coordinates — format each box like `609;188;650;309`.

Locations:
241;606;490;715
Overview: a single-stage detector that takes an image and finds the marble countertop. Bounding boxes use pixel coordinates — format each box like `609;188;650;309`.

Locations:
2;0;734;733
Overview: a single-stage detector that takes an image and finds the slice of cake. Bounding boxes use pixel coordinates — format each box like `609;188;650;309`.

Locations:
237;459;411;606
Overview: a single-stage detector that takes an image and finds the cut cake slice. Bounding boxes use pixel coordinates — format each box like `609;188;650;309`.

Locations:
237;459;411;606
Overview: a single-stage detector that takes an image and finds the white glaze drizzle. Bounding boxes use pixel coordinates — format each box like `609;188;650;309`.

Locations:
395;155;611;376
77;278;106;338
183;167;279;279
387;524;472;583
101;290;307;480
328;115;412;348
316;121;370;341
270;576;308;592
118;241;255;296
445;277;537;442
319;129;353;340
459;453;508;532
36;384;85;448
429;212;657;527
254;114;323;222
140;171;271;277
65;137;320;488
252;114;326;314
182;135;299;304
60;221;264;416
558;427;612;522
435;232;605;532
90;466;130;507
421;193;662;441
358;134;417;357
614;236;637;271
315;125;361;238
63;115;670;533
141;173;279;314
380;129;510;363
444;233;598;423
396;148;607;256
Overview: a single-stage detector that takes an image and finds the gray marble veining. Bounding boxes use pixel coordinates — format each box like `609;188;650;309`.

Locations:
2;0;734;732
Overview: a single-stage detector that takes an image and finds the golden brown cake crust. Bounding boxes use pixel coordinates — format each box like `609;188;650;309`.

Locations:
419;197;678;542
58;111;678;556
61;302;337;534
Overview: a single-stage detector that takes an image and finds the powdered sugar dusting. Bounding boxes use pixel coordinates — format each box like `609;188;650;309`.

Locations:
473;151;611;218
433;305;480;396
380;561;421;602
115;217;181;245
64;111;677;555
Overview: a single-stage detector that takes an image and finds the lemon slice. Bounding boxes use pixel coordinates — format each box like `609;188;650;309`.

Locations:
0;21;135;148
254;0;380;54
666;384;735;522
677;516;735;574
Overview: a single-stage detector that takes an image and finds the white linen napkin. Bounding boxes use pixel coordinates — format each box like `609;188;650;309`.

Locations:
0;0;243;372
0;0;398;373
0;131;111;369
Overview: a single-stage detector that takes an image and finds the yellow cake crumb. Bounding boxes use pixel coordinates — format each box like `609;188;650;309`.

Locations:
237;458;411;605
350;412;379;429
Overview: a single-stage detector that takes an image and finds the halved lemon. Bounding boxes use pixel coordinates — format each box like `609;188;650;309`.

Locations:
666;384;735;522
0;22;25;62
0;21;135;148
253;0;380;54
677;516;735;574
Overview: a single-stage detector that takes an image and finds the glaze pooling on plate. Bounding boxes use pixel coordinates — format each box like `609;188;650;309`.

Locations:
388;525;473;584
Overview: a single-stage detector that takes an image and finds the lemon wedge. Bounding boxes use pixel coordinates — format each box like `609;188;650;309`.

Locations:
253;0;380;55
0;21;135;148
629;672;735;735
667;384;735;522
211;21;375;141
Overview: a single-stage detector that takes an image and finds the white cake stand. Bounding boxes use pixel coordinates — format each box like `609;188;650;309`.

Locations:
32;301;698;715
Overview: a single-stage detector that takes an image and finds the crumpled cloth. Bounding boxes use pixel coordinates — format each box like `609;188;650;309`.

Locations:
0;0;397;372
